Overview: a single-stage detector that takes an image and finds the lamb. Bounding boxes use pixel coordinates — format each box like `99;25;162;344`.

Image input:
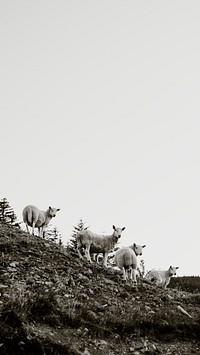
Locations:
76;225;125;267
22;205;60;238
145;266;179;288
129;243;146;256
114;243;146;283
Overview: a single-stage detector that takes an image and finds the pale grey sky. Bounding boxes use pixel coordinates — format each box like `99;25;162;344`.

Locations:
1;1;200;276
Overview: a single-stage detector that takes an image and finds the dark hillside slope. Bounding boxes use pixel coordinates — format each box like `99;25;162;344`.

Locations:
0;223;200;354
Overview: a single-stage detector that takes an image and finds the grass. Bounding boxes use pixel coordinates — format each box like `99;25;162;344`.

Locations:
3;281;200;343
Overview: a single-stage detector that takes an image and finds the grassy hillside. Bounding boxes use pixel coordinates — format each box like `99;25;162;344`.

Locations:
0;223;200;355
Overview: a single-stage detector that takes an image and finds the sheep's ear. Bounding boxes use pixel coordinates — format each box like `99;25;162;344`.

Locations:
133;243;136;247
170;266;172;269
49;206;52;210
113;225;116;230
142;245;146;248
122;227;126;231
176;267;179;269
57;208;60;211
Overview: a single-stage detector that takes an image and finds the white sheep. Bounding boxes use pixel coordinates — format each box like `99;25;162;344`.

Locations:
145;266;179;288
129;243;146;256
22;205;60;238
114;243;146;283
76;225;126;267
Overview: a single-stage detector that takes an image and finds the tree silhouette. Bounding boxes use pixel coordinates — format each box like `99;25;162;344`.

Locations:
137;259;145;278
0;198;17;225
44;225;63;244
69;219;89;251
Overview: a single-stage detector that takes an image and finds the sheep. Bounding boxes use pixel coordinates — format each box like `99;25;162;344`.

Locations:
129;243;146;256
22;205;60;238
76;225;125;267
145;266;179;288
114;243;146;283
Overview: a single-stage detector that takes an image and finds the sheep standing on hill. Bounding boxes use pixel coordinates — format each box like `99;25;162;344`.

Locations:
76;225;125;267
145;266;179;288
114;243;146;283
22;205;60;238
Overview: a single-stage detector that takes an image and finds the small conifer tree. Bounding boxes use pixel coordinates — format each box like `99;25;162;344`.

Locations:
69;219;89;251
44;225;63;244
0;198;17;225
137;259;145;278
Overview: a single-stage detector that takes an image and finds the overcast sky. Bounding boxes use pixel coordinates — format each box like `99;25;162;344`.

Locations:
1;1;200;276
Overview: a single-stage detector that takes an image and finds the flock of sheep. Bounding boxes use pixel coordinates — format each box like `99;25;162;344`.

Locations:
22;204;179;288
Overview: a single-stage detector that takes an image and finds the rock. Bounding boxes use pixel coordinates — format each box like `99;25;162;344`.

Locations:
135;342;145;349
77;273;89;282
7;266;17;272
129;347;135;352
83;350;91;355
104;278;115;285
94;339;107;347
85;310;98;321
10;261;19;268
83;269;93;275
88;288;94;295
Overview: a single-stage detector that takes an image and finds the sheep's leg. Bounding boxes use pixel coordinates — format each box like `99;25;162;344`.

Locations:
40;226;44;238
32;222;36;235
96;254;101;264
77;247;83;260
132;269;137;284
129;268;133;281
122;268;127;280
36;226;44;238
85;245;92;263
103;253;108;267
25;223;30;234
163;280;168;289
76;239;84;260
93;254;100;263
77;247;84;260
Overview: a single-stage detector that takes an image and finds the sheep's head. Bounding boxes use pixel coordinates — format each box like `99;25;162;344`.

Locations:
112;225;126;239
133;243;146;256
48;207;60;218
169;266;179;276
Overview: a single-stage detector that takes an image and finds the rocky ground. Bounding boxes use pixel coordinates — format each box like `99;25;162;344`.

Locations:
0;223;200;355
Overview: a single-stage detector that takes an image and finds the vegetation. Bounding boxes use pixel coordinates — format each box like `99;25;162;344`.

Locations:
69;218;89;250
44;225;63;245
170;276;200;293
0;197;17;225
